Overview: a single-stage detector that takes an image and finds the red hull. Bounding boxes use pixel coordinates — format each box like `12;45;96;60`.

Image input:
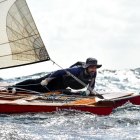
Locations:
113;95;140;108
0;104;113;115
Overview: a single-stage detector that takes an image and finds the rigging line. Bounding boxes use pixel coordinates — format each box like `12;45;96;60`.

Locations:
0;34;39;46
6;86;42;94
50;59;104;99
0;0;7;3
0;85;82;98
0;46;45;58
9;83;51;92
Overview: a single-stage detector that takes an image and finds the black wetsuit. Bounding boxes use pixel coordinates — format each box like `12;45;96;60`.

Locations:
14;67;96;92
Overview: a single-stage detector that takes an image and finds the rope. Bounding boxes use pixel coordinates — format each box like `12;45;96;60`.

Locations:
0;84;83;97
15;83;51;92
0;83;51;93
43;86;51;92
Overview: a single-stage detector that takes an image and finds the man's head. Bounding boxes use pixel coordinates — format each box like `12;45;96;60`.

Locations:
87;65;97;76
82;58;102;76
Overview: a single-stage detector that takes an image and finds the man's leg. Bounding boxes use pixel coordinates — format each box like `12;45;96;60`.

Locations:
11;74;51;92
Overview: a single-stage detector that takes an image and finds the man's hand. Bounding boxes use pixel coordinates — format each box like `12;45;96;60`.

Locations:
81;90;90;96
41;79;48;86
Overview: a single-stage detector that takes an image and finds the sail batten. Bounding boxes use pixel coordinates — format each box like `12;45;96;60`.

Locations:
0;0;50;69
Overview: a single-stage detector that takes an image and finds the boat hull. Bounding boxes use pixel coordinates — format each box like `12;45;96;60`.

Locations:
0;104;113;115
113;94;140;108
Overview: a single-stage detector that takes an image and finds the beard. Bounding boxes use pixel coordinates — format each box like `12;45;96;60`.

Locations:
88;70;95;76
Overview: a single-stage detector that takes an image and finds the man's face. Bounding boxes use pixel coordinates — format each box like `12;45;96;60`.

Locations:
88;65;97;76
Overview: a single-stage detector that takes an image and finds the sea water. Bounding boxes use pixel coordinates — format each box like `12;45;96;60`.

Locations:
0;69;140;140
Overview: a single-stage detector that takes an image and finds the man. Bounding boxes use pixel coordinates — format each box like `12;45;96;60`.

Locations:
13;58;102;96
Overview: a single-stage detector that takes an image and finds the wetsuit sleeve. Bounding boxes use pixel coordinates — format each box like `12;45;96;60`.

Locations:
48;67;79;78
90;72;97;89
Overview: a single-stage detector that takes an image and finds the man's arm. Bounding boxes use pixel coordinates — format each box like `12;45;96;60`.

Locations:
89;78;95;89
80;72;97;96
89;72;97;89
41;67;79;86
48;67;79;78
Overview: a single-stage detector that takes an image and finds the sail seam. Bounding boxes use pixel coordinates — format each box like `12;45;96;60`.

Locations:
7;26;31;51
0;59;50;70
7;12;32;50
0;34;39;46
15;2;43;48
7;6;42;56
24;0;46;48
14;5;40;47
7;26;41;50
0;47;45;57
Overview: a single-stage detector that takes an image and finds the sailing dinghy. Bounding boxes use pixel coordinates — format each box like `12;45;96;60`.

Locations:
0;0;115;115
0;0;140;115
0;82;140;115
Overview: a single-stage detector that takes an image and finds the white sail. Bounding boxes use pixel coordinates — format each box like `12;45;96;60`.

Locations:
0;0;50;69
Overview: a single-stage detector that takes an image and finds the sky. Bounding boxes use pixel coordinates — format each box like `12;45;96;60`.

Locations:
1;0;140;79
